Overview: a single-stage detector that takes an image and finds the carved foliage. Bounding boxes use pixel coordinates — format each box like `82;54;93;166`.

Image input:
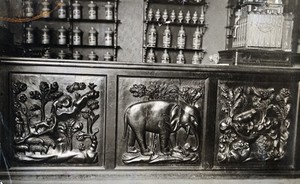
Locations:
12;79;101;163
217;84;291;163
122;81;204;164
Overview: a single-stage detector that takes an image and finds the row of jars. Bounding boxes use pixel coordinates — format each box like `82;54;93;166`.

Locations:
24;0;114;20
147;25;205;49
25;25;114;46
43;50;114;61
146;49;205;64
148;8;205;24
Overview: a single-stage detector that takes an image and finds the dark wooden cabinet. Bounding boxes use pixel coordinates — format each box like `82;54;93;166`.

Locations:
0;58;300;183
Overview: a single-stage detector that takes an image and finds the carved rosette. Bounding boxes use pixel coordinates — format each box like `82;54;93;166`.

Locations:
11;75;103;164
217;83;291;163
121;81;204;164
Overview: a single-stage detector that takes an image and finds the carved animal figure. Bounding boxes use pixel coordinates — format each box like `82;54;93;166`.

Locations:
29;145;48;154
124;100;201;156
52;90;99;120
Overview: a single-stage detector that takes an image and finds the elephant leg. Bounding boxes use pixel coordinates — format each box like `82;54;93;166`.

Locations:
135;129;153;156
160;131;171;155
127;128;138;153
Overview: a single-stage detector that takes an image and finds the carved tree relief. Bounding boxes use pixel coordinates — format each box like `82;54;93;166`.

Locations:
217;83;291;163
122;81;204;164
12;76;103;163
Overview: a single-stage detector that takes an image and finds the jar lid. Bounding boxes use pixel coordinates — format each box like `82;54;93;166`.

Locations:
42;0;50;6
73;27;81;33
58;26;66;32
104;51;111;57
105;1;113;8
59;0;66;6
89;51;97;56
25;0;33;5
73;50;81;56
58;50;66;55
88;1;97;8
105;27;113;34
42;25;49;31
25;25;34;31
89;27;97;33
72;1;81;7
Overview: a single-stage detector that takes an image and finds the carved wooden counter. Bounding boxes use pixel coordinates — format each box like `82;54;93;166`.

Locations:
0;58;300;183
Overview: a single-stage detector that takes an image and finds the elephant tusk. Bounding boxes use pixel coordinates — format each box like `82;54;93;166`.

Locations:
185;125;190;141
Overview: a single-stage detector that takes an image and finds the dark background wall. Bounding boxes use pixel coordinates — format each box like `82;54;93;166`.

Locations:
1;0;227;64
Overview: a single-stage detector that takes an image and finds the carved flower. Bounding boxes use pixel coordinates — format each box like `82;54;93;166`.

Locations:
129;84;146;98
78;143;86;151
14;101;21;109
12;81;27;95
87;99;99;110
279;88;291;98
39;81;50;94
76;131;87;141
18;94;27;103
30;91;42;100
72;122;83;133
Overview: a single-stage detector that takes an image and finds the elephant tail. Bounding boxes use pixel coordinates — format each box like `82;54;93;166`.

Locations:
123;107;129;140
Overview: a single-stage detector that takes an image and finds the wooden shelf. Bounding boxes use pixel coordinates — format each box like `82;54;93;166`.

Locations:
22;43;120;49
145;20;206;27
144;46;204;52
148;0;207;6
33;18;119;24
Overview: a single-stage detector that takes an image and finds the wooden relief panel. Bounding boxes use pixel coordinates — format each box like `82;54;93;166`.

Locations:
117;78;205;166
10;74;105;164
216;81;294;166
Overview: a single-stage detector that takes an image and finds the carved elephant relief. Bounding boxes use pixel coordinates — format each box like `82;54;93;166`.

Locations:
122;100;201;163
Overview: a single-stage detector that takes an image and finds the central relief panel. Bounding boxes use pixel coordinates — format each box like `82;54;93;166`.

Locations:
10;73;106;166
116;77;206;167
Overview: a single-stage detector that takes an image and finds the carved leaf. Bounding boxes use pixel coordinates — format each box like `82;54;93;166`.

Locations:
284;104;291;119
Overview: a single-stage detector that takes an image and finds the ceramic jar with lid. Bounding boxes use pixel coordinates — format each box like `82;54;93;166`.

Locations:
161;49;170;63
176;50;185;64
147;24;157;47
146;49;155;63
73;50;82;60
25;24;34;44
58;0;67;19
103;52;113;61
58;50;66;59
88;51;98;60
104;27;113;46
88;1;98;20
163;25;171;48
72;1;82;19
24;0;34;18
193;26;201;49
177;26;186;49
41;25;50;44
58;26;67;45
42;0;51;18
105;2;113;20
73;26;82;45
88;27;98;46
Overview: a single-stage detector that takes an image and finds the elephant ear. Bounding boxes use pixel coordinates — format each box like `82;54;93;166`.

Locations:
170;105;181;132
